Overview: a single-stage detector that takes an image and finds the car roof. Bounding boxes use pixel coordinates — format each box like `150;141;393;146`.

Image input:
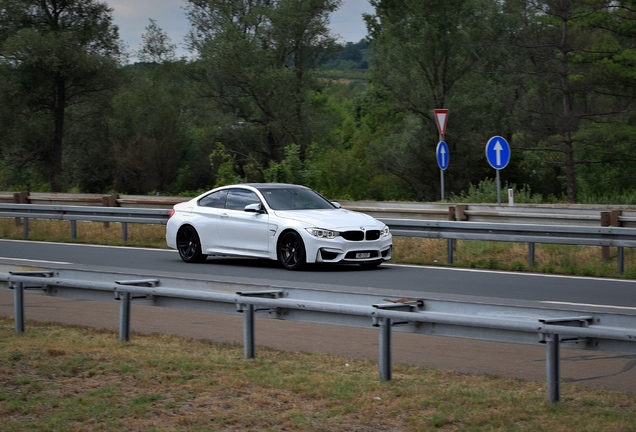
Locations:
233;183;309;190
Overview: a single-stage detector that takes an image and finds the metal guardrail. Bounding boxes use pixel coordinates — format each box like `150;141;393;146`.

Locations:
382;218;636;274
342;201;636;228
2;191;636;227
0;203;170;224
0;204;170;241
2;267;636;403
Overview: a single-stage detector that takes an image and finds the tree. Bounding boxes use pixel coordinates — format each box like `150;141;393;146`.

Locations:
572;1;636;198
511;0;635;202
0;0;122;191
136;19;178;63
108;61;194;194
185;0;341;178
363;0;515;200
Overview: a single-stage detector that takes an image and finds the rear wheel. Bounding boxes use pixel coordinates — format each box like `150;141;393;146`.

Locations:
176;225;207;263
277;231;306;270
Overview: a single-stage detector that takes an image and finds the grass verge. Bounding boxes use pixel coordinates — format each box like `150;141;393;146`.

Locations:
1;317;636;431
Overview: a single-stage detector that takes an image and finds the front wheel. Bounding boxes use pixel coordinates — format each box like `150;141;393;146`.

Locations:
277;231;306;270
176;225;207;263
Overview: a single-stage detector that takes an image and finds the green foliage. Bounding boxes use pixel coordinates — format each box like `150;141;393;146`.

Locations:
0;0;635;205
448;178;549;204
264;144;317;186
185;0;342;174
0;0;122;191
210;143;242;187
108;61;191;193
320;40;370;70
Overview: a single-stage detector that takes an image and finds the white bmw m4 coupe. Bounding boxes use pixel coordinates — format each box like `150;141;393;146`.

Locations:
166;183;392;270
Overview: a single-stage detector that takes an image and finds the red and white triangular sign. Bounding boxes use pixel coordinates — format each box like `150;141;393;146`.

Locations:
434;109;449;138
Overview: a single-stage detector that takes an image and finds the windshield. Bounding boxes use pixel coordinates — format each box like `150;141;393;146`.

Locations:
259;187;336;210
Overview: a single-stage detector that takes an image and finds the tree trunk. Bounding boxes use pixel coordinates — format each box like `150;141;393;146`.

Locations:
51;75;66;192
559;18;576;203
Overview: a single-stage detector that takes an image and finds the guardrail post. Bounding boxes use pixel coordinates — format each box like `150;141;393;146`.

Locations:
102;195;118;229
447;208;456;264
8;190;28;232
13;192;28;227
378;317;392;381
243;304;256;359
122;222;128;242
611;210;624;275
545;333;560;403
7;271;53;333
119;291;132;342
539;315;593;403
70;220;77;239
373;300;420;381
601;212;611;261
447;239;454;264
528;243;535;268
114;279;158;342
455;205;467;221
601;211;623;271
236;290;285;360
13;282;25;333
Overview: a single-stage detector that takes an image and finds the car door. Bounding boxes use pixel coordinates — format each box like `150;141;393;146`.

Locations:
191;189;228;252
216;188;270;255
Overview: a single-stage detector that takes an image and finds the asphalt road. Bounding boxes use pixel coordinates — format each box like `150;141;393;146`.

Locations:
1;239;636;310
2;239;636;395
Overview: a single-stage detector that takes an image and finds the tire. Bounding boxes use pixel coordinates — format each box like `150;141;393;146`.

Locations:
277;230;306;270
176;225;207;263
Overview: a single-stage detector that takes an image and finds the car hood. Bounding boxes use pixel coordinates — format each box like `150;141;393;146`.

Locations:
272;209;383;229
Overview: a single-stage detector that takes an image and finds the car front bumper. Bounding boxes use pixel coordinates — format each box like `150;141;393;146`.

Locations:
305;235;393;264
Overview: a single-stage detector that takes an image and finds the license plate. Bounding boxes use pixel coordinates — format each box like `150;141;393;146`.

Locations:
356;252;371;259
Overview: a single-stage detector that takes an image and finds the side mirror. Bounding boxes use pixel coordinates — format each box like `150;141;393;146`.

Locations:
245;203;264;213
331;201;341;209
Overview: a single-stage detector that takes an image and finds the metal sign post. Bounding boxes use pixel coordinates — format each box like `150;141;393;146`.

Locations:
434;109;449;201
485;136;511;206
436;141;449;201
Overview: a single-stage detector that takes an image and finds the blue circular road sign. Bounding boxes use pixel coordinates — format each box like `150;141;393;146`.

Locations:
485;136;510;170
436;141;449;170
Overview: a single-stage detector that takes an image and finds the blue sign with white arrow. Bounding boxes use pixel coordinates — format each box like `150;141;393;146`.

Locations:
436;141;449;170
485;136;510;170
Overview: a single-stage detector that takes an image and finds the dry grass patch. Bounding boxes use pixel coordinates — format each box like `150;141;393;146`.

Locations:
0;219;166;248
1;318;636;431
392;237;636;278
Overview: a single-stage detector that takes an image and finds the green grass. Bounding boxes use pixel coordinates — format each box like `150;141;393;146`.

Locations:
1;318;635;431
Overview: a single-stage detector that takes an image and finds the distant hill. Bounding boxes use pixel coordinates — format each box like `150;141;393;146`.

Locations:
318;40;371;85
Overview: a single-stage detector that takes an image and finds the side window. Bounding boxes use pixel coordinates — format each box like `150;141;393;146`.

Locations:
225;189;261;211
198;190;228;208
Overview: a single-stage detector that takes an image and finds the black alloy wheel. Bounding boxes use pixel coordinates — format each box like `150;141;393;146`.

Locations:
176;225;207;263
277;230;306;270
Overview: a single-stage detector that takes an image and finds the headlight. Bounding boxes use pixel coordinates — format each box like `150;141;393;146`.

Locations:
305;228;340;239
382;225;390;236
